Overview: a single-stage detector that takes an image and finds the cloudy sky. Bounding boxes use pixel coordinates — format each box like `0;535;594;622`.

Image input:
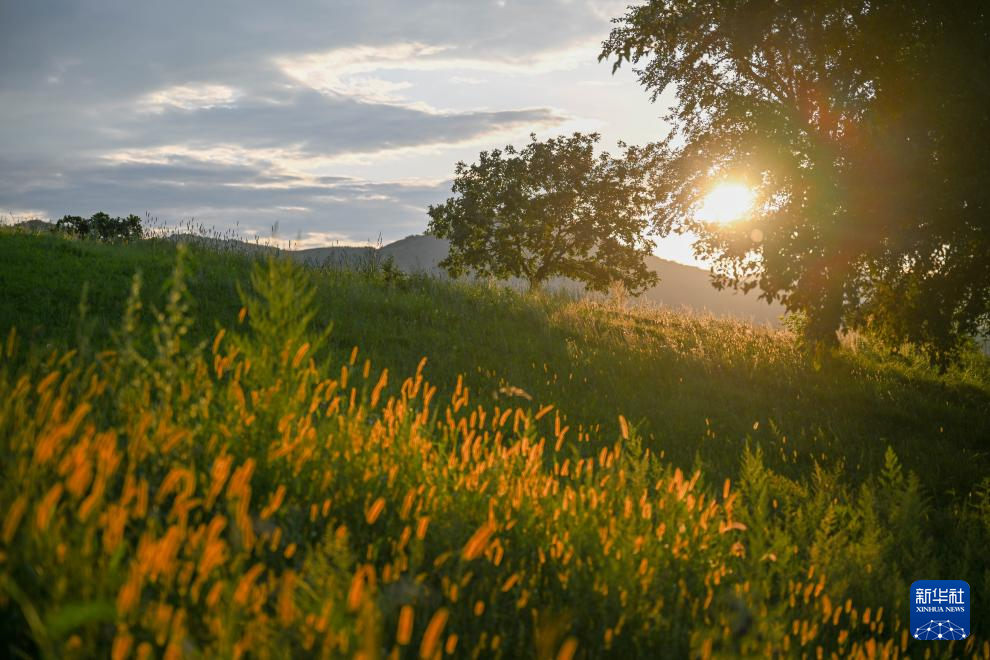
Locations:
0;1;702;264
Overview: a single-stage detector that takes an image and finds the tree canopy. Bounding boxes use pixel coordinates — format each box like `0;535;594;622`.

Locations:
56;212;143;242
427;133;659;294
602;0;990;362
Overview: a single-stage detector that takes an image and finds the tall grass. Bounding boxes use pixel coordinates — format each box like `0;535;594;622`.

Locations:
2;246;987;657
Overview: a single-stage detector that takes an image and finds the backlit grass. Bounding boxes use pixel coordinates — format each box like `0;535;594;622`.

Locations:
1;230;989;657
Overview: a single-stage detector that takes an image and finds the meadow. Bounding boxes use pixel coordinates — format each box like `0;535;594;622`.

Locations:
1;229;989;658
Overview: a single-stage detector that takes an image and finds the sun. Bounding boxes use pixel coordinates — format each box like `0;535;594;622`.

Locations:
699;183;755;224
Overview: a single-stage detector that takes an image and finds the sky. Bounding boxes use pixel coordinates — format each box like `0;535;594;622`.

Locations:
0;0;703;265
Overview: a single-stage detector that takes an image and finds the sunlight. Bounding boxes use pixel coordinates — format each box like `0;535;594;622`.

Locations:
699;182;755;224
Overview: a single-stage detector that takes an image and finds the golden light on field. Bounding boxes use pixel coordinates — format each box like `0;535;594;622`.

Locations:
699;182;754;224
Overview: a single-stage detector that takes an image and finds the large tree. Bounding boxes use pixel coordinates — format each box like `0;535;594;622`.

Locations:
427;133;660;294
601;1;990;361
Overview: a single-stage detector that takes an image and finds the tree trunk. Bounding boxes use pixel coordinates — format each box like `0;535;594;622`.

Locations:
803;280;844;350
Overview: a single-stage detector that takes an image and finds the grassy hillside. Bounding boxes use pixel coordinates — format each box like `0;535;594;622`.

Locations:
1;230;989;657
13;220;784;324
295;234;787;326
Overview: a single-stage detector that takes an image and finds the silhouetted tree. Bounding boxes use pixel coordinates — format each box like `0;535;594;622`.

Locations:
602;1;990;362
57;212;143;242
427;133;659;294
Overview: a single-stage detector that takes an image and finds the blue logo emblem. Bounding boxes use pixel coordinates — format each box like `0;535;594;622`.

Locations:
910;580;970;641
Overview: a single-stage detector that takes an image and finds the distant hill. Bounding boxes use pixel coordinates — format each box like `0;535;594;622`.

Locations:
289;234;784;326
3;220;783;325
289;234;448;271
638;254;784;325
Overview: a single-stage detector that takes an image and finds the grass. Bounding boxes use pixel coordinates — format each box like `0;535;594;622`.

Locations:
1;229;989;657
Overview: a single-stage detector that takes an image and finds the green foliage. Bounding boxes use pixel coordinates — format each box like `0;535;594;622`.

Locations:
601;0;990;362
716;445;941;655
236;256;330;368
0;230;988;656
427;132;660;293
56;212;143;242
1;230;988;496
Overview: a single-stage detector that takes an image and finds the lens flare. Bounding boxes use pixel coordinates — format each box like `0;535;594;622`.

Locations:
699;183;754;224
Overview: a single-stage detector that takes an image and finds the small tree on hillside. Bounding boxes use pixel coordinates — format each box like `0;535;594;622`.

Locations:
427;133;660;294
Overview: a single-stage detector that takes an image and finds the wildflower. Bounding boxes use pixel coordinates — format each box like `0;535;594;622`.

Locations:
397;605;414;645
2;495;28;543
233;563;265;607
557;637;578;660
277;570;298;626
419;608;449;659
462;521;495;561
366;497;386;525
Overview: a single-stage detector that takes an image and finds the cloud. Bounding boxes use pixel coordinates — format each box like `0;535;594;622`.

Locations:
119;88;566;158
0;0;643;246
0;1;612;99
0;151;450;243
276;41;593;108
140;84;242;112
